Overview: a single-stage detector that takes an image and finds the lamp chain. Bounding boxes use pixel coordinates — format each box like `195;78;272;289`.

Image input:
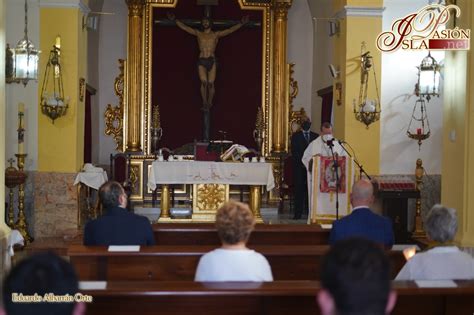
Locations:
24;0;28;41
24;0;30;79
372;62;381;105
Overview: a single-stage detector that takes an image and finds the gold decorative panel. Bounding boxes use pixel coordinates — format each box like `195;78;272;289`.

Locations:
129;161;143;200
192;184;229;222
193;184;229;211
104;59;126;151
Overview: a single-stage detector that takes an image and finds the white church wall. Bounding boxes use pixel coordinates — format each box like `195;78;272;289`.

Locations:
306;0;333;130
287;0;314;119
380;0;443;175
97;0;127;165
5;0;40;171
87;0;104;164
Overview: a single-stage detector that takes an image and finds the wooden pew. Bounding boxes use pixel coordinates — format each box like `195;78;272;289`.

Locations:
69;245;406;281
152;223;330;246
82;280;474;315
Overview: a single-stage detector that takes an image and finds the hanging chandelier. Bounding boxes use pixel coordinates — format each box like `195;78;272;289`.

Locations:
407;97;431;149
353;42;381;128
40;36;69;123
6;0;40;86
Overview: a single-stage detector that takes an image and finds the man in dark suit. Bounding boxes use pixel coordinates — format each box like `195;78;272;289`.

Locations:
84;181;155;245
329;179;394;248
291;119;318;220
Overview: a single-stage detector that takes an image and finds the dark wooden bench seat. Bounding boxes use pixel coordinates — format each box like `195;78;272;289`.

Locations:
152;223;330;246
82;280;474;315
69;245;406;281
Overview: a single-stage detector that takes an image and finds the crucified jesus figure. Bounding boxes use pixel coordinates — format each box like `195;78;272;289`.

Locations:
168;12;249;111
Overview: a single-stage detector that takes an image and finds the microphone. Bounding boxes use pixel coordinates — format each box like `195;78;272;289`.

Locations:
325;137;335;148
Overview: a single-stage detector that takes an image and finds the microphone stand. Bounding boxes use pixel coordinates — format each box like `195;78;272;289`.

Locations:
338;140;371;180
327;140;340;220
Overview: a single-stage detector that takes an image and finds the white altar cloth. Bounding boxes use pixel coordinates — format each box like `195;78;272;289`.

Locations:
73;170;108;190
147;161;275;191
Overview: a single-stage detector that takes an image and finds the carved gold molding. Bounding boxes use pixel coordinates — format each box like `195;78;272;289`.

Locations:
287;63;308;151
127;0;146;16
129;161;143;200
271;0;292;153
193;184;228;211
104;59;126;151
125;0;145;152
192;183;230;222
288;63;298;109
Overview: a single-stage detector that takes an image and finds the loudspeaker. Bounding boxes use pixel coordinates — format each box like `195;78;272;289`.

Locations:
328;64;340;79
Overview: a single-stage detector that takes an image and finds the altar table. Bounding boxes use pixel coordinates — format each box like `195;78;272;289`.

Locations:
147;161;275;222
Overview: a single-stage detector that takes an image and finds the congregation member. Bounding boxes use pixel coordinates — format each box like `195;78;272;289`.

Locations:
329;179;394;248
83;180;155;245
318;238;397;315
195;201;273;281
1;252;85;315
291;119;319;220
396;205;474;280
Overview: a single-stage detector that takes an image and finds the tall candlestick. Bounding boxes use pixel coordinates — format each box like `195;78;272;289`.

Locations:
18;103;25;154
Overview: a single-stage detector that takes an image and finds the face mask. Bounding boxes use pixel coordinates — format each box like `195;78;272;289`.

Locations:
301;121;311;131
322;134;333;142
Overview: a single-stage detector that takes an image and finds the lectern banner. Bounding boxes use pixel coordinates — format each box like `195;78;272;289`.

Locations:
309;156;354;224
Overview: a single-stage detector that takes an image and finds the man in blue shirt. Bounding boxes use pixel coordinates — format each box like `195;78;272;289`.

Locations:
329;179;394;248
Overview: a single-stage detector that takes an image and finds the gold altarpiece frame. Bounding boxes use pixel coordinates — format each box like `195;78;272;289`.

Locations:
105;0;295;209
142;0;275;156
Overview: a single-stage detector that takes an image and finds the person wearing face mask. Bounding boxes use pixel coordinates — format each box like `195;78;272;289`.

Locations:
290;119;319;220
301;122;345;171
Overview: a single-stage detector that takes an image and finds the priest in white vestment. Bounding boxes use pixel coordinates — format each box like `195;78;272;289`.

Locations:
301;122;348;222
302;123;345;170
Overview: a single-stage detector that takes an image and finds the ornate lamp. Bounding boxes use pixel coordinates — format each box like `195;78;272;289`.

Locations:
407;97;431;149
354;43;381;128
6;0;40;86
416;52;441;102
40;36;69;123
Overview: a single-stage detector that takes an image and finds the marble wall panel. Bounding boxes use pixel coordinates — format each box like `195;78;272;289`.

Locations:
33;172;78;238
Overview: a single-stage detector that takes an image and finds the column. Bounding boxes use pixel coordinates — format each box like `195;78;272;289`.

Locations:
125;0;145;152
271;0;292;153
0;0;11;235
442;0;474;246
38;4;87;172
332;0;383;175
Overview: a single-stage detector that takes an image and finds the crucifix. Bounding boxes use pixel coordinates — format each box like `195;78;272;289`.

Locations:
156;0;257;142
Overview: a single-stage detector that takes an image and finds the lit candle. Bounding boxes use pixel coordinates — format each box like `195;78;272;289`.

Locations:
18;103;25;154
416;128;422;135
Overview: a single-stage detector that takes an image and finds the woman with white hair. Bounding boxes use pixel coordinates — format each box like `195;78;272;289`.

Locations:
396;204;474;280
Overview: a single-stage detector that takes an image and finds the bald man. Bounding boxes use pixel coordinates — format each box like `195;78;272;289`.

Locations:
329;179;394;249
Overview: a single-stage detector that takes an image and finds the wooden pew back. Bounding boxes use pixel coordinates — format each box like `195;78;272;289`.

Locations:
152;223;330;246
82;280;474;315
69;245;406;281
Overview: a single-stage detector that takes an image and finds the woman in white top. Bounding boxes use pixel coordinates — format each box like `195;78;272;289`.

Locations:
194;200;273;281
396;204;474;280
